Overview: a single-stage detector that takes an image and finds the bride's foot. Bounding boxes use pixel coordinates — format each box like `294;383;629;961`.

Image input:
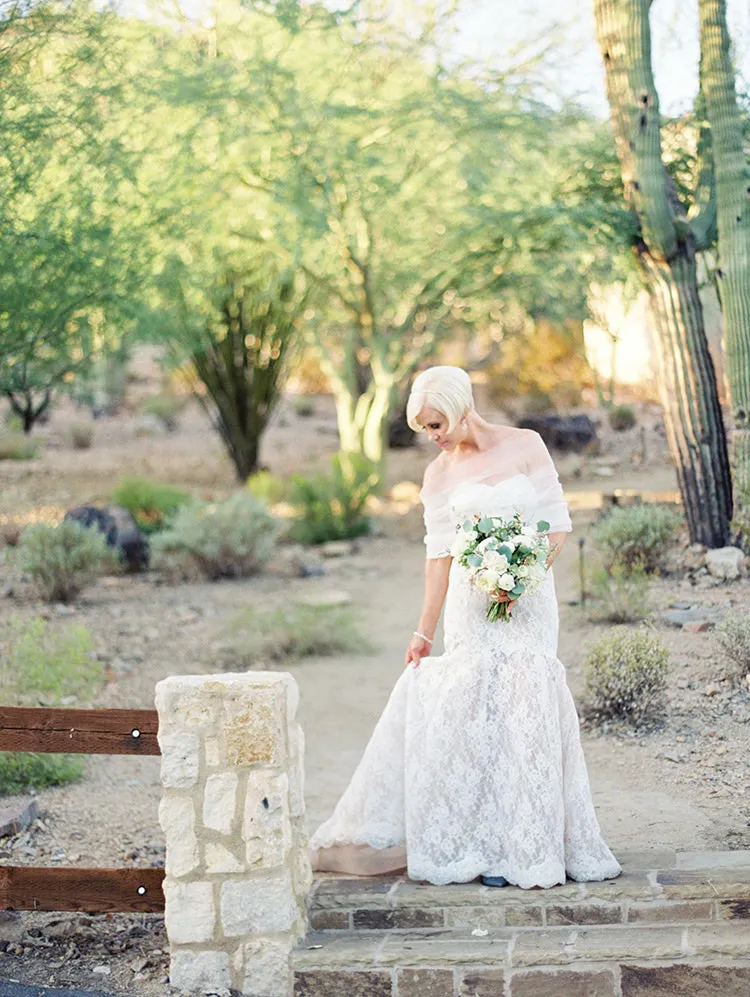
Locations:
481;875;509;887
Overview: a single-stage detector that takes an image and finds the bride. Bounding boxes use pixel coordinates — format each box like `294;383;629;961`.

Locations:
309;366;621;889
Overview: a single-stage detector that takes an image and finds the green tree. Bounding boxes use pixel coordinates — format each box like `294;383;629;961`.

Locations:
0;0;150;430
159;260;309;479
698;0;750;527
249;14;622;474
593;0;732;546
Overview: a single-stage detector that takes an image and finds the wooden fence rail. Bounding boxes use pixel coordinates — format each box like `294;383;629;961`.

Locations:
0;706;160;755
0;706;164;913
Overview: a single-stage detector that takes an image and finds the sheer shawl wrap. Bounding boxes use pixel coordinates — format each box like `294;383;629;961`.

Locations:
422;430;572;559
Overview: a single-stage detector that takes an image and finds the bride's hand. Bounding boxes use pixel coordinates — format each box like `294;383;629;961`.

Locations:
491;591;517;608
404;634;432;668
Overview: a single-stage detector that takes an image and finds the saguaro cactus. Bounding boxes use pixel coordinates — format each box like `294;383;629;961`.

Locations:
698;0;750;531
594;0;732;546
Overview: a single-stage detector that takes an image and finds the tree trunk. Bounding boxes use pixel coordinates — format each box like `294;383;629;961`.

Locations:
637;247;732;545
594;0;732;544
332;377;393;481
698;0;750;527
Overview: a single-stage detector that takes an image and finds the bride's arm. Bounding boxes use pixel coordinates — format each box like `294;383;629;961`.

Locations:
546;531;568;568
405;557;452;667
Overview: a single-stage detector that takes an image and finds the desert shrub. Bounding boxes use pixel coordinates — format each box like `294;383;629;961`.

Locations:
112;476;191;534
221;602;368;667
0;753;84;794
293;395;316;418
19;520;113;602
607;404;637;432
247;470;287;506
715;613;750;683
0;615;100;704
587;563;651;624
592;504;683;574
0;615;101;794
289;454;378;545
486;318;590;414
583;629;669;724
0;432;37;460
152;491;277;580
68;421;94;450
142;393;186;432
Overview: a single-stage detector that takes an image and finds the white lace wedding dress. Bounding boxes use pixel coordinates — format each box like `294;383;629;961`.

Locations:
309;430;621;888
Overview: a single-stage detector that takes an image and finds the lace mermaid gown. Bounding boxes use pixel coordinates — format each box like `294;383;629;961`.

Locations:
310;430;621;888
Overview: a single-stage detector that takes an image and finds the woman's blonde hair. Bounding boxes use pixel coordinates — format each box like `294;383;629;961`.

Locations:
406;366;475;433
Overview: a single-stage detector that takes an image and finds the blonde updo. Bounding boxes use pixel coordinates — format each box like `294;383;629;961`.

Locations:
406;366;475;434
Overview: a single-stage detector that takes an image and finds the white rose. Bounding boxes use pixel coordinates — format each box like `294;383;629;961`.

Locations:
521;525;536;537
497;572;516;591
475;572;494;592
483;551;508;573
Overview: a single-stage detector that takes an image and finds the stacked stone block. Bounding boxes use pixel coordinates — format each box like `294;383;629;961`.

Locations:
156;672;311;997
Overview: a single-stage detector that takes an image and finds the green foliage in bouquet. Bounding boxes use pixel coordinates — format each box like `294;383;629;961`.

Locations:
455;512;551;623
112;476;191;534
583;628;669;724
288;454;378;545
592;504;682;574
19;520;113;603
152;491;277;580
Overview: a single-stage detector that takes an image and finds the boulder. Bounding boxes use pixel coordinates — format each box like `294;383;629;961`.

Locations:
64;504;150;572
705;546;745;581
388;409;418;449
516;414;599;453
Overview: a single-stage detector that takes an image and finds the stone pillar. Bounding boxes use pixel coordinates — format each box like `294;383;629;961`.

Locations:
155;672;311;997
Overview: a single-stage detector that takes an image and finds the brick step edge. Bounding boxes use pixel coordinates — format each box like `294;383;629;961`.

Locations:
293;961;750;997
309;895;750;932
293;921;750;973
309;868;750;917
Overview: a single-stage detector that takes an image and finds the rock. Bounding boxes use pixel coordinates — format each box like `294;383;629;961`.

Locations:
320;540;356;558
705;546;745;581
297;562;326;578
516;413;599;453
0;797;37;837
661;608;721;628
704;683;721;697
682;543;708;571
64;504;150;572
134;414;165;437
388;409;417;449
299;590;351;608
0;912;24;943
595;466;615;478
92;966;111;975
684;621;714;633
670;601;695;611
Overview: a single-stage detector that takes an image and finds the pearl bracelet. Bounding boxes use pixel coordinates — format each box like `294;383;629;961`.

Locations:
413;630;433;644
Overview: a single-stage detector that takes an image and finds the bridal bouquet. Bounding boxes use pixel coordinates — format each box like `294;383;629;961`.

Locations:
452;511;551;622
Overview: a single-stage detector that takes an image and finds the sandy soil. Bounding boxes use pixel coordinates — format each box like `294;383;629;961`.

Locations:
0;364;749;992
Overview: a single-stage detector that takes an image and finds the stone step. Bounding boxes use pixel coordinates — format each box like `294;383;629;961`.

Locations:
292;925;750;996
308;854;750;933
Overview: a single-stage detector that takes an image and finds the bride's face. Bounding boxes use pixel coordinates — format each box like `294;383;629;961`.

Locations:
417;406;462;451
